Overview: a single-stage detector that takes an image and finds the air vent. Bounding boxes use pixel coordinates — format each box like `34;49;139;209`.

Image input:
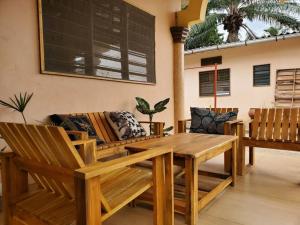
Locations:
201;56;222;66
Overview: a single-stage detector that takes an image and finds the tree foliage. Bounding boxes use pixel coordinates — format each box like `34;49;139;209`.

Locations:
185;0;300;48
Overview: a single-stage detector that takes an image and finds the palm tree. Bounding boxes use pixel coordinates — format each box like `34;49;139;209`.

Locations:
186;0;300;46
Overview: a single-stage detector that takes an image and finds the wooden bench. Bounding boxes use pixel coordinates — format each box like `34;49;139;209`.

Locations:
53;112;165;161
0;122;174;225
178;108;241;172
238;108;300;175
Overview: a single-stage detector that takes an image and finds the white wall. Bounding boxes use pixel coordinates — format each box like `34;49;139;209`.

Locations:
184;37;300;122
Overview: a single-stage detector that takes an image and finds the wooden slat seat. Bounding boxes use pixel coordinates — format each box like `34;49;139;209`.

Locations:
15;191;76;225
0;122;174;225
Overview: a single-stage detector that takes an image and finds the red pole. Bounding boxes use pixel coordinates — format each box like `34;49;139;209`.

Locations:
214;63;218;110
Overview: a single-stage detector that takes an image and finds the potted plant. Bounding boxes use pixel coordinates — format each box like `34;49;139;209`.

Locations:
0;92;33;151
135;97;173;135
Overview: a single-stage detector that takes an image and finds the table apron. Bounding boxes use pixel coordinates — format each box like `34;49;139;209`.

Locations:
196;142;233;164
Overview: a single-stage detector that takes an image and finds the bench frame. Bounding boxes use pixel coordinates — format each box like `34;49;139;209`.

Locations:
238;108;300;175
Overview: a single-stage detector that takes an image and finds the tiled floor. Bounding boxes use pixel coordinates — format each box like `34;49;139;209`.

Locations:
1;148;300;225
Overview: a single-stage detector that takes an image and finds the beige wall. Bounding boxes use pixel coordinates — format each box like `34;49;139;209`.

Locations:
184;37;300;123
0;0;179;129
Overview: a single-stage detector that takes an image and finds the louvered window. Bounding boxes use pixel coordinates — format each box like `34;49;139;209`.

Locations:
253;64;270;86
199;69;230;97
39;0;155;83
275;69;300;107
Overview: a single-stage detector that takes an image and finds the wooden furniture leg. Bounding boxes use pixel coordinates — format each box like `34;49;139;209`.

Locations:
237;123;246;176
164;153;174;225
224;123;231;173
185;157;198;225
153;155;164;225
231;140;237;187
75;176;102;225
249;122;255;166
249;147;255;165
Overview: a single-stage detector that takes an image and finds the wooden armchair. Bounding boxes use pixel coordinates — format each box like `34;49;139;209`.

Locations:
0;123;174;225
178;108;241;172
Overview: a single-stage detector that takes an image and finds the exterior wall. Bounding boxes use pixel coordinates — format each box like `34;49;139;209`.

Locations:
0;0;179;128
184;37;300;123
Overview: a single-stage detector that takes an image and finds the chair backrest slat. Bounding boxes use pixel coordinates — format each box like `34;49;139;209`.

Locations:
274;109;283;140
266;108;275;140
72;112;118;143
289;108;298;142
251;108;300;142
281;108;291;141
258;109;268;140
0;123;85;199
0;123;51;191
251;109;261;139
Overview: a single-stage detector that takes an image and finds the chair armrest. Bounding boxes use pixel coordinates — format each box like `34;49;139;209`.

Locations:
75;146;173;179
72;139;97;164
66;130;88;140
71;139;96;146
139;121;165;137
225;119;243;125
178;119;191;133
0;151;15;159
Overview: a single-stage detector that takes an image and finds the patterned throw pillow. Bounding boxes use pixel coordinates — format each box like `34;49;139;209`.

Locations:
49;114;105;145
190;108;237;134
104;111;147;140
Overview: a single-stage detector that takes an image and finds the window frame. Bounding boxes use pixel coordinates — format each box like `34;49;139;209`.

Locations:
253;64;271;87
38;0;156;85
199;69;231;97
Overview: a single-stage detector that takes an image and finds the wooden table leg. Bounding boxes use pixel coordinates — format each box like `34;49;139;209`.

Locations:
231;140;237;187
185;157;198;225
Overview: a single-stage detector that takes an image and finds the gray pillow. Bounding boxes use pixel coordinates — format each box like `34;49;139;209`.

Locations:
190;107;238;134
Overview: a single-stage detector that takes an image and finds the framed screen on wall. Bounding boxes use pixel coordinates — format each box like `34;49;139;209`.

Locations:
38;0;156;84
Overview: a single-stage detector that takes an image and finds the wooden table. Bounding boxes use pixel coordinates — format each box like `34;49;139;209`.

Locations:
125;133;238;225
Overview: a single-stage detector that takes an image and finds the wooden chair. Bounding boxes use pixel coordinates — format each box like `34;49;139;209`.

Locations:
0;122;174;225
238;108;300;175
178;108;241;172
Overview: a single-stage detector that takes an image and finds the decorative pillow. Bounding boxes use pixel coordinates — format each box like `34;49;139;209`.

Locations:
49;114;105;145
104;111;147;140
190;107;237;134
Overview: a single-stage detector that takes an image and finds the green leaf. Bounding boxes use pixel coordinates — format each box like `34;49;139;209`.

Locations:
154;98;170;112
163;126;174;132
136;97;150;109
0;92;33;115
136;105;152;115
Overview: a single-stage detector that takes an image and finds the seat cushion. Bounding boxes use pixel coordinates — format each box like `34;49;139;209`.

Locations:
50;114;105;145
104;111;147;140
190;107;237;134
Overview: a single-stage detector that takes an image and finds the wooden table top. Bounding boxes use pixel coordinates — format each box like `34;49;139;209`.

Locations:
125;133;238;158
